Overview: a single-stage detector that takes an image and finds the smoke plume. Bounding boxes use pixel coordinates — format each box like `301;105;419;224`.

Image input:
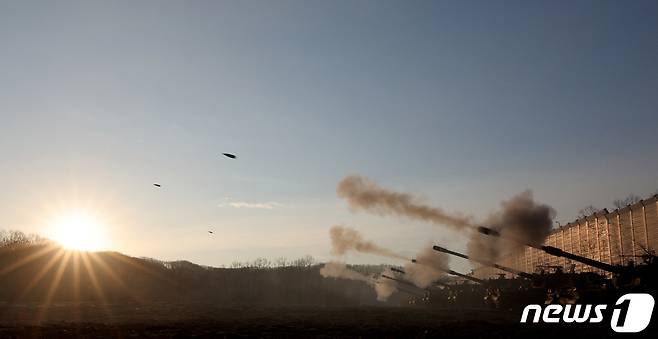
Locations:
404;246;449;288
320;262;397;301
330;225;409;261
467;190;555;263
320;261;371;283
374;278;397;301
337;175;556;265
328;225;449;289
337;175;473;229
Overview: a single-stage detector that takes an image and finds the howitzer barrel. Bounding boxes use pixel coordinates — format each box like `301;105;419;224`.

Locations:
477;226;622;274
477;226;500;237
380;275;425;297
541;245;622;274
391;267;450;287
390;267;405;275
447;269;485;284
411;259;484;284
432;245;533;279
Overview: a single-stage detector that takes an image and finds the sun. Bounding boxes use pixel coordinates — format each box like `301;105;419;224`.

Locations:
48;211;107;251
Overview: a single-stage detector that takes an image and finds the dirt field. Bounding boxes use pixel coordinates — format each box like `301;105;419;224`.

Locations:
2;303;655;338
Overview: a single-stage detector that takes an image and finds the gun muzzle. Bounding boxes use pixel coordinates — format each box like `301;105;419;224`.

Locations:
390;267;405;275
477;226;500;237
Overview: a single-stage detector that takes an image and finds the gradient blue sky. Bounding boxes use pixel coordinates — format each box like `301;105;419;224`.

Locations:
1;0;657;270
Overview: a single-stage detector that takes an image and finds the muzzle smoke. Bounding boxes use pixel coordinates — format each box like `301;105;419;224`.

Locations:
330;225;409;261
337;175;473;229
468;190;555;263
320;261;397;300
374;278;397;301
320;261;371;283
328;225;448;289
337;175;555;264
404;246;448;288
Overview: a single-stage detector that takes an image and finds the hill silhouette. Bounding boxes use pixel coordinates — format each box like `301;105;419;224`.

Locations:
0;231;397;309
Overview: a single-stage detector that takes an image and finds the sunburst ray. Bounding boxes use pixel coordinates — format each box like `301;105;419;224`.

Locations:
15;248;66;302
88;252;143;303
36;250;73;322
0;244;59;276
80;251;114;322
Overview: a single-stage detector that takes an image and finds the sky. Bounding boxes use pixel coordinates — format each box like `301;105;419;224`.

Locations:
1;0;657;271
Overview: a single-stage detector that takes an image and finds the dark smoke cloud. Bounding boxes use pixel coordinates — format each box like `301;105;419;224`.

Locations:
468;190;555;263
336;175;556;266
337;175;473;229
330;225;409;261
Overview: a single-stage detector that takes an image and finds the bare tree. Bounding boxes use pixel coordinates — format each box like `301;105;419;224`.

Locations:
0;230;50;249
577;205;598;218
292;255;315;268
613;194;641;209
274;257;288;267
252;257;271;269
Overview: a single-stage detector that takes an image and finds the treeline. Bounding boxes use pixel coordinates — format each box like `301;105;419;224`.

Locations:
578;190;658;219
0;231;399;307
226;255;316;269
0;230;52;248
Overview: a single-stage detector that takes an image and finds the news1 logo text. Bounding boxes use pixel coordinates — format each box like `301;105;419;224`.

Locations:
520;293;655;333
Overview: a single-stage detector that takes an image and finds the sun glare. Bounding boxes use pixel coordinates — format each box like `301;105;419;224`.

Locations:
49;211;107;251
